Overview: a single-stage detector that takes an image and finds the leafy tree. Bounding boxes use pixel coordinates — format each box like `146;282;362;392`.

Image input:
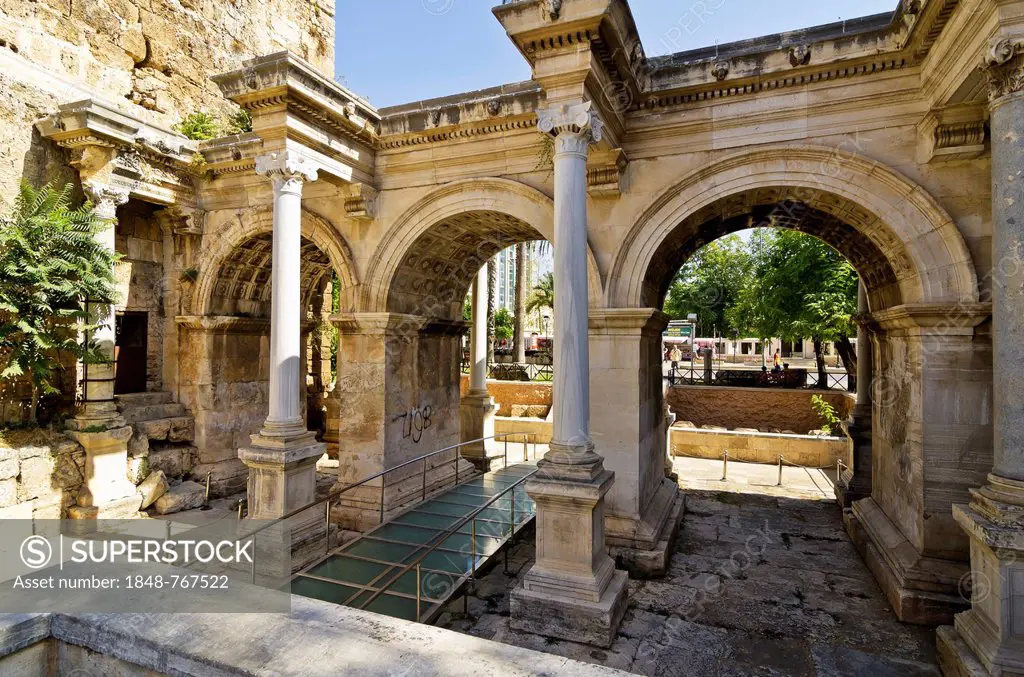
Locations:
664;234;751;338
0;183;119;423
526;271;554;315
728;229;858;382
494;308;514;341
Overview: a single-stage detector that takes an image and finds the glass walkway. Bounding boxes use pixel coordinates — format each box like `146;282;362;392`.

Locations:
291;462;537;623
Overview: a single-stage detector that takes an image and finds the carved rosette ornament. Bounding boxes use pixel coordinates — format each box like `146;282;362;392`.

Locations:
537;102;604;155
254;151;318;194
982;38;1024;103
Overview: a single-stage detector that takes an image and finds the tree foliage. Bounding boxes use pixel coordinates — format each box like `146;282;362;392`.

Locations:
494;308;514;341
664;228;859;376
663;234;751;337
0;183;120;422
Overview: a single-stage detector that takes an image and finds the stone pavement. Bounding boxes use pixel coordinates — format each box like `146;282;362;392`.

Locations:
438;458;940;676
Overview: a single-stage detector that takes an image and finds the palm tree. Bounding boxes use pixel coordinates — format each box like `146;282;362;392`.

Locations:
513;243;528;362
526;271;554;317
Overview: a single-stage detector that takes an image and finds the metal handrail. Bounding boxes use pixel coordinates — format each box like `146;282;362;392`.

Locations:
355;467;539;620
237;431;537;542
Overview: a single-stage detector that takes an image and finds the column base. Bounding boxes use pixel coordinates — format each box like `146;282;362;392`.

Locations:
460;392;499;472
937;625;991;677
607;479;685;578
239;430;325;521
937;477;1024;676
510;454;628;647
846;497;968;625
511;569;628;648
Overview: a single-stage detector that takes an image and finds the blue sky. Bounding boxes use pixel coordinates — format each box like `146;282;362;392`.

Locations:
335;0;897;107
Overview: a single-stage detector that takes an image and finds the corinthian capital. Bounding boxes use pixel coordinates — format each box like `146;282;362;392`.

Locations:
83;182;130;220
537;101;604;152
981;37;1024;103
255;151;319;190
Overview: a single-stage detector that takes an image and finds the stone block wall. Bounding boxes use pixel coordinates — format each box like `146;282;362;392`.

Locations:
665;385;855;435
459;375;552;417
0;429;85;518
0;0;334;201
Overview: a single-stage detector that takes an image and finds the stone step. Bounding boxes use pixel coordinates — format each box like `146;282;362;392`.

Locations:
148;444;197;480
121;403;187;424
136;417;195;444
152;481;206;515
116;392;173;407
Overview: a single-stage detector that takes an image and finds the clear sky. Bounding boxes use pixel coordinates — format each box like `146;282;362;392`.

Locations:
335;0;897;108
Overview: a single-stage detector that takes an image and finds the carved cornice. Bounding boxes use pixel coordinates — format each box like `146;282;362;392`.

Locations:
341;183;377;221
981;38;1024;103
587;148;627;198
378;116;538;150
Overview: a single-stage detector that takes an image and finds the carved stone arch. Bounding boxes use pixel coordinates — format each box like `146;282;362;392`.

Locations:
606;144;979;312
191;206;359;317
361;177;603;319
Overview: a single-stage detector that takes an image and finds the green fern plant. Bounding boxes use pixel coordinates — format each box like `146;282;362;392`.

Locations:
174;111;219;140
811;395;842;435
226;108;252;135
0;183;120;423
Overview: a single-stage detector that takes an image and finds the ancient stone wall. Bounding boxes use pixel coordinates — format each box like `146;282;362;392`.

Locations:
459;375;552;417
0;429;84;518
0;0;334;201
665;385;855;435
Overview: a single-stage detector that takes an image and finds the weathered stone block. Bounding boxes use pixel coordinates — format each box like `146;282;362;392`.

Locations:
138;470;168;509
152;481;205;515
0;479;17;508
148;446;184;479
17;455;58;503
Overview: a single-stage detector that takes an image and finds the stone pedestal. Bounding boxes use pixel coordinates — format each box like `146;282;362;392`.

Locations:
239;432;324;520
939;478;1024;676
510;456;628;648
460;391;499;472
66;424;137;510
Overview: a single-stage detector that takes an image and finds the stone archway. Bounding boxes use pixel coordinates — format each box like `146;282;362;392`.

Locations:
176;206;359;499
598;146;990;619
334;178;603;529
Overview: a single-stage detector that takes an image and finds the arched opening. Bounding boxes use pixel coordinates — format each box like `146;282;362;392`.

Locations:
178;211;358;498
603;147;990;622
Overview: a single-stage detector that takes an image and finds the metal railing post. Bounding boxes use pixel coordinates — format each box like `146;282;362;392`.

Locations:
422;457;427;501
379;479;385;524
325;500;333;555
250;536;257;584
510;492;516;543
471;518;477;577
416;563;422;622
455;445;460;484
777;456;783;486
523;434;527;462
504;436;508;469
722;450;728;481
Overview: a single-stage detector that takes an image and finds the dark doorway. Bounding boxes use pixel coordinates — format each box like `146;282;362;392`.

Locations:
781;340;794;358
115;312;148;394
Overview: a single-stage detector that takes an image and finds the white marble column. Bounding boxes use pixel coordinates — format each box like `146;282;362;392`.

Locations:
461;267;497;470
511;101;627;648
939;37;1024;675
239;151;325;520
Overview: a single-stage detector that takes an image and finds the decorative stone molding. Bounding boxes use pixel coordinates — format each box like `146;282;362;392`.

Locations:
981;37;1024;102
342;183;378;221
82;182;130;219
537;101;604;147
255;151;318;191
935;121;985;149
789;44;811;67
711;61;730;80
917;105;988;163
586;148;628;197
544;0;561;20
486;99;502;116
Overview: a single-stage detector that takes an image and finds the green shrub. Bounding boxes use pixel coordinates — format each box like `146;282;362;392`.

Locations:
174;111;219;140
811;395;842;435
